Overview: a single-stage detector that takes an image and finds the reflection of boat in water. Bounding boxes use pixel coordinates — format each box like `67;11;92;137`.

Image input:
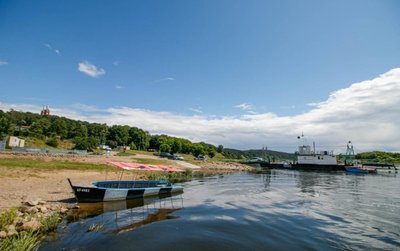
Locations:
67;193;183;234
111;207;180;234
67;162;183;202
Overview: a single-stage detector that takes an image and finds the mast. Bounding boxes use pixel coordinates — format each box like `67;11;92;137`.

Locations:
313;141;316;155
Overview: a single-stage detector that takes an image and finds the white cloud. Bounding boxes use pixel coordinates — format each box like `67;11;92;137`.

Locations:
235;103;253;111
44;43;60;54
113;61;119;66
1;68;400;153
78;61;105;78
151;77;175;84
0;61;8;65
235;103;255;113
115;85;123;89
189;107;203;113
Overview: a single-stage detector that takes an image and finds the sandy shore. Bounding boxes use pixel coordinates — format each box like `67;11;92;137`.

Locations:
0;167;121;210
0;153;251;210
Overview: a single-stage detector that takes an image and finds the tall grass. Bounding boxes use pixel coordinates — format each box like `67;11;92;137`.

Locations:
146;169;193;183
40;212;61;233
0;208;17;231
132;158;172;165
0;231;40;251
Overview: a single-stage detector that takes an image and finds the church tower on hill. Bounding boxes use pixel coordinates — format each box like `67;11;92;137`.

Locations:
40;105;50;116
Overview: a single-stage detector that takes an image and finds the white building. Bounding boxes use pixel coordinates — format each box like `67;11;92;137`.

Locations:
7;136;25;148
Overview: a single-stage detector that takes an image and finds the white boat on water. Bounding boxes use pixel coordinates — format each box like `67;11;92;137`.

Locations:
292;134;343;171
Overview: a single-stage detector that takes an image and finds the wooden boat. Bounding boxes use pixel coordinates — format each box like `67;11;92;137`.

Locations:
67;162;184;202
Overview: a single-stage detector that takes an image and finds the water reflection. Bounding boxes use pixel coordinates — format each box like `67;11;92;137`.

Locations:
40;193;183;251
67;192;183;224
111;208;180;234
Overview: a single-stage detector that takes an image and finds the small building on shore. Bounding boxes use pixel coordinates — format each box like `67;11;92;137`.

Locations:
15;125;31;131
116;146;130;151
7;136;25;148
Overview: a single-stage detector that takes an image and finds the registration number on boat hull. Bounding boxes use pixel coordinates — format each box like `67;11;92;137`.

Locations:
76;188;90;193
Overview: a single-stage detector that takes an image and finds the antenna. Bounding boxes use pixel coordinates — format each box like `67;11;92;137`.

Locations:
297;132;307;145
346;141;354;156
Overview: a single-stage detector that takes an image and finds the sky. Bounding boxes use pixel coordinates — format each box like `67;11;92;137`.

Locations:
1;0;400;153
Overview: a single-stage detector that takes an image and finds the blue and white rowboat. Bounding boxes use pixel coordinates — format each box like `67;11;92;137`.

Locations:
68;179;184;202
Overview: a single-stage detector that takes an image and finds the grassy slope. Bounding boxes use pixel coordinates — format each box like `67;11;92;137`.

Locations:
24;138;74;149
0;158;113;171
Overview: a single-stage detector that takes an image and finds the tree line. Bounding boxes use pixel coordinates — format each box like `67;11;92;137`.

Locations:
0;109;223;158
354;151;400;164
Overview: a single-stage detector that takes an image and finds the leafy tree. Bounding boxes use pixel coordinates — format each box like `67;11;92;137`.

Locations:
31;118;51;136
107;125;129;146
74;137;88;150
171;140;182;154
68;122;88;138
129;127;150;150
0;117;14;139
87;123;108;144
50;118;68;139
159;143;171;153
207;147;217;158
180;140;193;154
192;144;205;157
149;136;159;150
87;136;99;151
107;140;117;149
217;145;224;153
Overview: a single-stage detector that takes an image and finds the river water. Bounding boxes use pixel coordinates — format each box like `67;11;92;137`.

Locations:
41;170;400;251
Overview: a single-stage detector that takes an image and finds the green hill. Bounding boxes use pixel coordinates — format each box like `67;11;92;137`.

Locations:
222;148;295;162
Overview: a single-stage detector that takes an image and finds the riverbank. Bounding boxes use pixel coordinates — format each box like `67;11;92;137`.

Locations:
0;152;251;249
0;152;252;209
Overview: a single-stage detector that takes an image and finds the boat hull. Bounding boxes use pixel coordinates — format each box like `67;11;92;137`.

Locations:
69;180;184;202
345;167;377;174
291;164;345;171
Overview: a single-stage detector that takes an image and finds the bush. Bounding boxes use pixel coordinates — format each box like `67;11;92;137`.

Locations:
129;142;137;150
159;143;171;153
45;137;58;148
184;168;193;177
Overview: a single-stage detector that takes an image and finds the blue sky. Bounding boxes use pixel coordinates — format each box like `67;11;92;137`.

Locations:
1;0;400;152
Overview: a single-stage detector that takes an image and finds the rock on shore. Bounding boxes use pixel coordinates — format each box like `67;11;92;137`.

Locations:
0;199;70;238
